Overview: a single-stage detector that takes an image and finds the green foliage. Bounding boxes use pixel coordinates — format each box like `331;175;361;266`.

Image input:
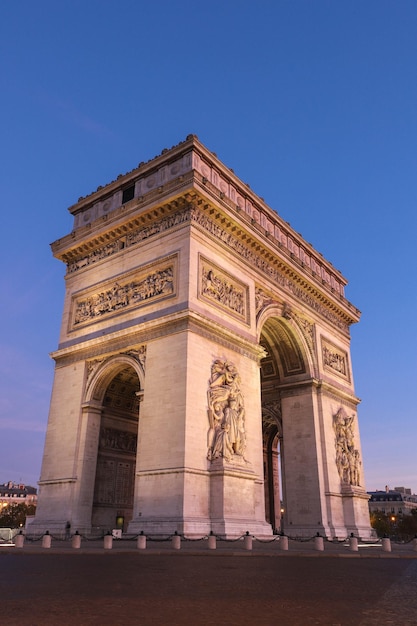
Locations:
0;503;36;528
370;510;417;539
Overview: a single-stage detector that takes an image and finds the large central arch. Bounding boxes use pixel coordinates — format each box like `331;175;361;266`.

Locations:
259;307;316;535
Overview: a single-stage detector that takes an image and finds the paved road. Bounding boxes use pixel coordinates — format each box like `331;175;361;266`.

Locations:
2;552;417;625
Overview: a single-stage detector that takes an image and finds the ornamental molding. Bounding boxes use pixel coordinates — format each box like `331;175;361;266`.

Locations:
59;195;354;332
190;207;351;333
52;311;263;368
65;207;190;273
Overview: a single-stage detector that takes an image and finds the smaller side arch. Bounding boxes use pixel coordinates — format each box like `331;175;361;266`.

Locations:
85;353;145;405
257;304;316;380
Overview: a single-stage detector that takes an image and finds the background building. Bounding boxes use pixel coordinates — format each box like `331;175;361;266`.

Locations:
368;486;417;516
0;482;37;509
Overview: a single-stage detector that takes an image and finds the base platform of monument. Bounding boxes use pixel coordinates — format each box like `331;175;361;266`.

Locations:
127;517;273;539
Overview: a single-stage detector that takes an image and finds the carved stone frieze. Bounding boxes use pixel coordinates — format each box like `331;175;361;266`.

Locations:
99;426;138;454
190;208;350;333
199;255;249;324
66;200;351;333
321;337;350;381
70;255;177;330
67;206;191;273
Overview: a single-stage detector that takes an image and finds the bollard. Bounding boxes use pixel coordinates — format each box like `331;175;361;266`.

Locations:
382;536;391;552
137;532;147;550
103;533;113;550
15;531;25;548
279;535;289;551
208;532;216;550
42;531;52;549
172;532;181;550
413;537;417;552
72;531;81;549
314;533;324;552
243;531;253;551
349;534;359;552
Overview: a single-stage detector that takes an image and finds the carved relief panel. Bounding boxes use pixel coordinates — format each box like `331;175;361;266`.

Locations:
69;254;177;330
321;337;350;382
206;359;247;463
198;255;249;324
333;407;361;487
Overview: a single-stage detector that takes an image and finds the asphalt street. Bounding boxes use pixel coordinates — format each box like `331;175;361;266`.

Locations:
2;552;417;625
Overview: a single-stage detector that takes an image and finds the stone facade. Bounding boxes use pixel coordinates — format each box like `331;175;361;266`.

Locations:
29;135;372;539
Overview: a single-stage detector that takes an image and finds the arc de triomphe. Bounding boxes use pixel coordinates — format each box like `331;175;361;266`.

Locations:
30;135;372;539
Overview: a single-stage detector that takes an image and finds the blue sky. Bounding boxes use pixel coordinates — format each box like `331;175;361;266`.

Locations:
1;1;416;492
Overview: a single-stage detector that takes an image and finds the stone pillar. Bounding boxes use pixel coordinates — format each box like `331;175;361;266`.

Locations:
382;537;391;552
103;533;113;550
137;533;147;550
14;532;25;548
172;533;181;550
208;533;217;550
349;534;358;552
72;532;82;549
279;535;289;551
243;532;253;550
314;534;324;551
42;532;52;549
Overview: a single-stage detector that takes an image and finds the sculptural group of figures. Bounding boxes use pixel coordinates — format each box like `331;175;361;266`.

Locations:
202;269;245;316
333;408;361;486
207;360;247;462
74;267;173;325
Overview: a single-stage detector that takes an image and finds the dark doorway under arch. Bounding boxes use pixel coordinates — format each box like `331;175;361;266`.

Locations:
92;366;140;532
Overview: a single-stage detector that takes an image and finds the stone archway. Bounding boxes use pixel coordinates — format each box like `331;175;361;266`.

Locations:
259;312;315;536
91;366;140;532
77;353;145;534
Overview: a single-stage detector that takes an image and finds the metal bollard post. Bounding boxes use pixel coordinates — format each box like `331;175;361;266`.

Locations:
314;533;324;551
103;532;113;550
172;532;181;550
208;532;216;550
382;536;391;552
349;533;358;552
243;531;253;551
15;531;25;548
137;532;147;550
279;535;289;551
42;531;52;549
72;531;81;549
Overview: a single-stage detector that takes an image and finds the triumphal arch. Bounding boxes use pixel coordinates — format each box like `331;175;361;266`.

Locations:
31;135;372;539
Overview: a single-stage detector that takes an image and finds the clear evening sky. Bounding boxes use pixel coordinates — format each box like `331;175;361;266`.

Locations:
1;1;416;492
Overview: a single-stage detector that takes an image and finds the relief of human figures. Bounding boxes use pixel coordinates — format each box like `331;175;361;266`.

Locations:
207;359;247;462
333;407;361;486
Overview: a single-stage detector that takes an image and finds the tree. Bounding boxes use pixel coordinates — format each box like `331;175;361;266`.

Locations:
0;503;36;528
369;511;390;537
370;509;417;540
